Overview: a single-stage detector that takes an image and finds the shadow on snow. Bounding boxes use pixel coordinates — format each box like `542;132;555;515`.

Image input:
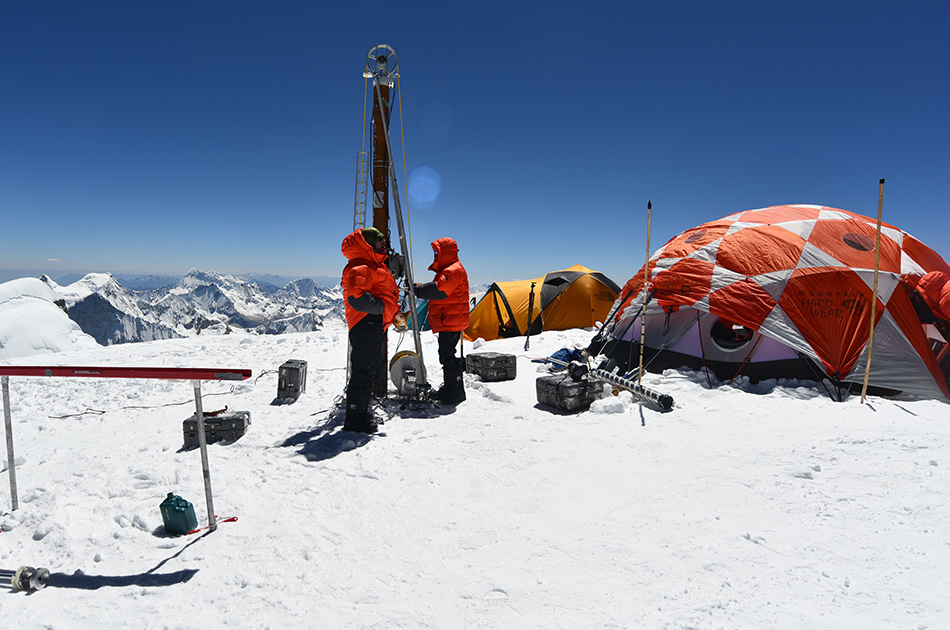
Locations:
278;398;457;462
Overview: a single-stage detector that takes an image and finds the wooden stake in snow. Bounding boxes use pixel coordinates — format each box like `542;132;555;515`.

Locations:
861;178;885;404
638;201;652;385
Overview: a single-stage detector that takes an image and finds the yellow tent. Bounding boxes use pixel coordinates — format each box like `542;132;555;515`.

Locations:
463;264;620;342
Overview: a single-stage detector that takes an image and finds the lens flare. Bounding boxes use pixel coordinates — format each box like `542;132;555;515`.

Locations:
409;167;441;209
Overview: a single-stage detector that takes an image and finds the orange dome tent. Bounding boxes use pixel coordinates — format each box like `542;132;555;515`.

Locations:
464;265;620;342
594;205;950;400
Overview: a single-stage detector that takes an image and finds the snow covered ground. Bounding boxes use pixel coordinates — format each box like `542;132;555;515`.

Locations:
1;319;949;628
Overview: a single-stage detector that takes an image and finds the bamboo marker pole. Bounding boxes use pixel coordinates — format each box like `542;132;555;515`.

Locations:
861;178;885;404
638;201;652;385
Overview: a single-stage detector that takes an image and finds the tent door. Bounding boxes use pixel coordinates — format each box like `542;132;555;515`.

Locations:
492;290;521;338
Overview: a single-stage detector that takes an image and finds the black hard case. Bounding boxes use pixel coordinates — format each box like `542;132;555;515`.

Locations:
277;359;307;401
465;352;517;382
183;411;251;449
536;374;607;412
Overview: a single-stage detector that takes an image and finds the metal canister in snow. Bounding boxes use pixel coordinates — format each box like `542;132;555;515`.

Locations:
159;492;198;536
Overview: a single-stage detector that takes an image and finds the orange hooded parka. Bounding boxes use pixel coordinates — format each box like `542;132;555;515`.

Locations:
426;237;470;333
341;229;399;330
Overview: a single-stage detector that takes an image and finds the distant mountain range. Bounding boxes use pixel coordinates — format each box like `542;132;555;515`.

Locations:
1;269;492;349
39;269;345;346
0;269;340;290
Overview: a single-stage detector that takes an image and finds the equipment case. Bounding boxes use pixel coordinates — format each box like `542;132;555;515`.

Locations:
536;374;607;413
183;411;251;449
277;359;308;401
465;352;517;382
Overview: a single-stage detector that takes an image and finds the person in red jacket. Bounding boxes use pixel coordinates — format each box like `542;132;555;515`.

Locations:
917;271;950;322
341;227;399;433
911;270;950;343
415;237;470;405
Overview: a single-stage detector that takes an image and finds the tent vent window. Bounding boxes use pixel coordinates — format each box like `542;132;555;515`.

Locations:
685;229;707;244
710;319;754;351
843;232;875;252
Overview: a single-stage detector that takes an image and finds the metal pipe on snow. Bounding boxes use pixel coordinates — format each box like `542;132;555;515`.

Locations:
592;368;674;411
3;376;18;511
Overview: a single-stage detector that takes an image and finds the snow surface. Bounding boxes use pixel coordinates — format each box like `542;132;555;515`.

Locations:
1;305;949;627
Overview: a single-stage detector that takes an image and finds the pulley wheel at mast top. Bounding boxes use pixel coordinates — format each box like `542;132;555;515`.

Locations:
363;44;398;81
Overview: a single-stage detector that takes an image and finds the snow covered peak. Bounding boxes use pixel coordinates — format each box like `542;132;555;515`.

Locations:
281;277;339;300
1;277;63;305
54;272;143;316
179;269;222;289
56;272;117;301
284;277;318;296
0;278;100;359
178;269;253;290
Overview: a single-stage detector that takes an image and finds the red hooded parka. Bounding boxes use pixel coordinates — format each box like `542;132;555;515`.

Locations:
341;229;399;330
427;237;470;333
917;271;950;322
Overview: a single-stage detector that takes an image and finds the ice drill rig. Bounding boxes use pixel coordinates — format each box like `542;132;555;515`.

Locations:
354;44;428;400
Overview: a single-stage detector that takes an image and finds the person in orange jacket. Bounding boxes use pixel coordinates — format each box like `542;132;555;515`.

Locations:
341;227;399;433
415;237;470;405
909;270;950;343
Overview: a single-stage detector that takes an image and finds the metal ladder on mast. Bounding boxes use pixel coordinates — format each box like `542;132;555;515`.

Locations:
353;150;368;230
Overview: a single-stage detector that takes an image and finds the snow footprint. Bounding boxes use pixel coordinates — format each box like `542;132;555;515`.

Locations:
468;588;511;629
482;588;509;607
793;464;822;480
33;520;55;541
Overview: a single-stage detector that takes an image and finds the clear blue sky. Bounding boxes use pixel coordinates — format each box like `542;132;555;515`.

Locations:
2;1;948;286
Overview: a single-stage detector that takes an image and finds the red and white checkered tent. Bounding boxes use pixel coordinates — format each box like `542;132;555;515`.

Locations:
603;204;950;399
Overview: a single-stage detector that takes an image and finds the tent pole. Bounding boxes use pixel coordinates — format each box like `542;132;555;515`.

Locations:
638;201;652;384
524;282;537;351
861;178;885;404
586;286;637;359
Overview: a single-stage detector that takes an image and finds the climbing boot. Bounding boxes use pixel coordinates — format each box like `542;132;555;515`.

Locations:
437;360;466;406
343;393;379;434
